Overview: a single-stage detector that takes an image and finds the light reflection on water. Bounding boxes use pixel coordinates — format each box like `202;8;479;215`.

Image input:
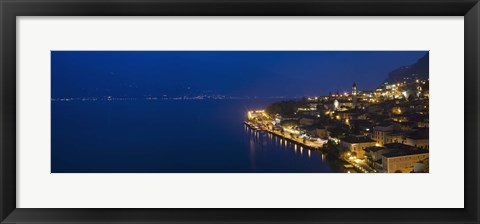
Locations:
244;124;330;172
52;99;332;173
249;137;256;171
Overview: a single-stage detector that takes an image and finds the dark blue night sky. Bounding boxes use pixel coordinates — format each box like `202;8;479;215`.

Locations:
51;51;427;98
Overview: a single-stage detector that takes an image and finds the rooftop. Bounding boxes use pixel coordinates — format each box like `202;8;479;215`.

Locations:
341;136;376;144
364;146;386;153
376;121;397;128
383;149;429;158
408;129;429;140
384;143;416;151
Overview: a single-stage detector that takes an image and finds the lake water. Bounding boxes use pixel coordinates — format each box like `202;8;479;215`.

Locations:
51;99;335;173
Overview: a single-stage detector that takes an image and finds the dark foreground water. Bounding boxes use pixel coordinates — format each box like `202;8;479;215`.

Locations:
52;100;334;173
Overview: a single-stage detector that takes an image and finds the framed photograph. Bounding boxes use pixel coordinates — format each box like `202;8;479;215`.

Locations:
1;0;479;223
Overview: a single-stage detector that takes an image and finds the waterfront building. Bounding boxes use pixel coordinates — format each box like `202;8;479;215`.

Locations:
364;146;391;171
405;129;429;149
339;135;377;158
315;126;329;139
366;143;421;172
371;122;403;145
381;149;429;173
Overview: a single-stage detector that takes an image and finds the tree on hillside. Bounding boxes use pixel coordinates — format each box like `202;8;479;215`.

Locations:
265;99;309;116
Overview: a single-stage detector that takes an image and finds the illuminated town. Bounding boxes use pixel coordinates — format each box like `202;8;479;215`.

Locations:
51;51;429;173
245;77;429;173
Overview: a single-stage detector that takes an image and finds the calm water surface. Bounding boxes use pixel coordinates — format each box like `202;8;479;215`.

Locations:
52;100;334;173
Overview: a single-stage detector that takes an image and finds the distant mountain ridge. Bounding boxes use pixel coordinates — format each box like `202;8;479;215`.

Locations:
384;53;429;84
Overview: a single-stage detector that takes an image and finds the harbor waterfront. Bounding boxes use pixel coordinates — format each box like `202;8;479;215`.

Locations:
244;111;370;173
244;119;322;150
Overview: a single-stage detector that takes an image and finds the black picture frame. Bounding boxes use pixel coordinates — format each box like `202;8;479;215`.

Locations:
1;0;479;223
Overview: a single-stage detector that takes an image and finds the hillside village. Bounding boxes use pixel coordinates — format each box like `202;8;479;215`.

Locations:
245;54;429;173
